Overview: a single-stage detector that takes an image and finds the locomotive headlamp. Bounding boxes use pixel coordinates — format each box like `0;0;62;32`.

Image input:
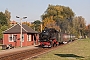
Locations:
44;31;46;32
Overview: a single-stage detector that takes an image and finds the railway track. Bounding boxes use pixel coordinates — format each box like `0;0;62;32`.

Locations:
0;43;69;60
0;48;44;60
0;46;53;60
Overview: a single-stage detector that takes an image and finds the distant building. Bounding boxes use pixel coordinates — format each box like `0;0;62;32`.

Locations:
10;20;17;26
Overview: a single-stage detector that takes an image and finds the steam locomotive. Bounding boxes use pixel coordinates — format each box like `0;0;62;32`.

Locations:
39;27;67;47
39;27;75;47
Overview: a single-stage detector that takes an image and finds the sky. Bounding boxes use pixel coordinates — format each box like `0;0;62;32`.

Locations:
0;0;90;25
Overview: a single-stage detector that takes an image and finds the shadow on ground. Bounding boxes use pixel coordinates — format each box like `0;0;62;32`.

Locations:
55;54;84;59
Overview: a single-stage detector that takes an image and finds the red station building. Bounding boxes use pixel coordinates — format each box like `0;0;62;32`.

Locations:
3;23;39;47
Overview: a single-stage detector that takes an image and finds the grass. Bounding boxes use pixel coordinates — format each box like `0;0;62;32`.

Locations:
32;38;90;60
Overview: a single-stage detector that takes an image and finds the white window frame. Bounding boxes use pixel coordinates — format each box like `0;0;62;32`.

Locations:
27;34;31;41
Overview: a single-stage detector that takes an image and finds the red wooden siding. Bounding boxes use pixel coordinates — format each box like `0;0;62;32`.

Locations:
3;33;39;47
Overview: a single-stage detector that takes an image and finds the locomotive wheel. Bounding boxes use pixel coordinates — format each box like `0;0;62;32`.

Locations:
54;43;57;47
50;43;53;47
53;43;56;47
56;43;58;46
41;44;44;47
52;44;54;47
53;43;57;47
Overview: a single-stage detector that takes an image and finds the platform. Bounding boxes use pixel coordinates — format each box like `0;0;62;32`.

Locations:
0;45;39;56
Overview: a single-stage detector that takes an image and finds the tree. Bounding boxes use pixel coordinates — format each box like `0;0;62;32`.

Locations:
73;16;86;38
42;16;60;31
0;25;8;40
30;20;42;32
0;12;8;26
41;4;75;33
0;10;11;40
85;24;90;38
22;21;31;27
4;9;11;27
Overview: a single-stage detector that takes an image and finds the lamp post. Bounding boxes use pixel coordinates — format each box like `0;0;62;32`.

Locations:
16;16;27;47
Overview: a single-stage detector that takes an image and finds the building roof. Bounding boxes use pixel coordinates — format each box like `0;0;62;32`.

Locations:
10;20;17;24
3;23;38;34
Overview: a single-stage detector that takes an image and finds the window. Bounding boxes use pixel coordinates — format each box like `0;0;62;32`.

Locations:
28;34;31;41
9;34;17;42
9;34;14;42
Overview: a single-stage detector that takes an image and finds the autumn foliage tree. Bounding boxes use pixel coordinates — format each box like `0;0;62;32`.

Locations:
22;21;31;27
41;4;75;33
85;24;90;38
42;16;60;31
73;16;86;38
41;4;87;38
